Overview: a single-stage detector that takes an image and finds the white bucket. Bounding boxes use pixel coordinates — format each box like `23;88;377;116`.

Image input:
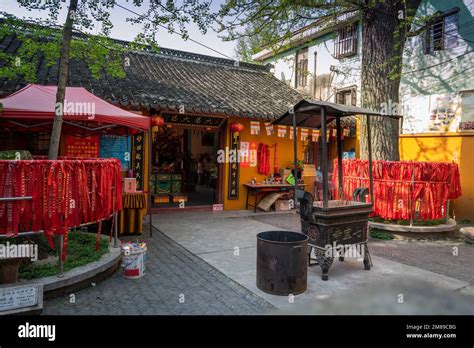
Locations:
121;245;147;279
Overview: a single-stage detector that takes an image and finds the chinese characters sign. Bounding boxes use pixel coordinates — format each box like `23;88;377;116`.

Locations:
0;284;42;314
240;141;257;168
163;114;224;128
131;134;145;190
65;135;99;158
228;130;240;200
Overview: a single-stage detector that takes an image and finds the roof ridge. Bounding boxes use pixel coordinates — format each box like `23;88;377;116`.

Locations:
109;37;269;73
0;17;269;73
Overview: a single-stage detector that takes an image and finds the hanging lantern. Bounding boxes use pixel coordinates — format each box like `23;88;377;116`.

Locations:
230;121;244;133
129;128;139;135
150;115;164;141
151;115;164;133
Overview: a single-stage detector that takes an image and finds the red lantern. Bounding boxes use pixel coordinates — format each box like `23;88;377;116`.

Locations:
151;115;164;134
151;115;165;128
129;128;139;135
230;121;244;133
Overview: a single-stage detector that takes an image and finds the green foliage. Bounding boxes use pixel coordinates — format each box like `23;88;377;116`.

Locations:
458;219;472;225
0;14;128;82
370;229;394;240
16;232;110;280
0;0;217;83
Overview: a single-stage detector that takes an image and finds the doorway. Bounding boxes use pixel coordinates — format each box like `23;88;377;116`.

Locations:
151;126;221;208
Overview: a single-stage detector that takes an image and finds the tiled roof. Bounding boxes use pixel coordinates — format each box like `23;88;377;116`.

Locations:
0;33;304;120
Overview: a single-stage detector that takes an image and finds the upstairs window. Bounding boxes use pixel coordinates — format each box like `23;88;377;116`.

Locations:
334;23;358;59
424;9;459;53
336;86;356;106
295;48;308;88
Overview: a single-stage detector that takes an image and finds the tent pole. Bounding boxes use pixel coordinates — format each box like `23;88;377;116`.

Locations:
336;116;343;200
366;115;374;204
113;212;118;248
292;109;298;203
321;107;328;208
57;234;64;278
148;128;153;237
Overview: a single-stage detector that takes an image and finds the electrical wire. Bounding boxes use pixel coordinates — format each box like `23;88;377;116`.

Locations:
113;2;234;60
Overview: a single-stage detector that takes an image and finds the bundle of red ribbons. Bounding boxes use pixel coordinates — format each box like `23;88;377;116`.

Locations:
332;159;462;221
0;159;123;259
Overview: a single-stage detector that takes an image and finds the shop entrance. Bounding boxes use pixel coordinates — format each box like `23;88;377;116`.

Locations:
151;125;221;208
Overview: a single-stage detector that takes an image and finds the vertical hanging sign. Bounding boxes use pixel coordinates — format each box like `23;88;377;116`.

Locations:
131;134;145;190
228;130;240;200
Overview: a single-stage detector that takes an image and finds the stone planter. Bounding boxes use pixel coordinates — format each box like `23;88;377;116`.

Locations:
0;258;27;284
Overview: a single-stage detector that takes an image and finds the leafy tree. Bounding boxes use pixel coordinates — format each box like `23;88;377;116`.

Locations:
216;0;425;161
0;0;214;159
233;26;264;62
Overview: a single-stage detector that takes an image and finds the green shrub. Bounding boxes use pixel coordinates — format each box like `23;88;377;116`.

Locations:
17;232;109;280
370;229;394;240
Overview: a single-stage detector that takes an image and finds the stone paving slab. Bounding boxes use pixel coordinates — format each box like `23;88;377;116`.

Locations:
251;212;474;284
42;227;275;315
153;210;472;314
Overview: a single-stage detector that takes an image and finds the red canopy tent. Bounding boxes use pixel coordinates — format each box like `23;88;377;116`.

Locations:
0;84;150;133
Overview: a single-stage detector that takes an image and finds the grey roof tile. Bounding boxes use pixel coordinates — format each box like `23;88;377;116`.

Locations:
0;33;304;120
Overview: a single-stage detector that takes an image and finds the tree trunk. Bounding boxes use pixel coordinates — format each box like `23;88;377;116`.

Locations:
359;0;420;161
48;0;78;160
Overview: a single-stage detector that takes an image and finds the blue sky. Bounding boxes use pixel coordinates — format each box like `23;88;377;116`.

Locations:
0;0;237;59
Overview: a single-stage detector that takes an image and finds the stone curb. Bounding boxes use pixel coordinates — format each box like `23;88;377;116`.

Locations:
369;219;457;233
16;240;121;299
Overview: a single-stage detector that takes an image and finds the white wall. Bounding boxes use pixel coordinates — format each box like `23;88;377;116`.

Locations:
400;0;474;133
265;25;363;106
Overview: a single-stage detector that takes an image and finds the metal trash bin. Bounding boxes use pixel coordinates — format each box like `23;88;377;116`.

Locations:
256;231;308;295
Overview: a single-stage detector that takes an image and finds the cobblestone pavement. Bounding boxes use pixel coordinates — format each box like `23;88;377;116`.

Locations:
42;225;275;315
251;213;474;284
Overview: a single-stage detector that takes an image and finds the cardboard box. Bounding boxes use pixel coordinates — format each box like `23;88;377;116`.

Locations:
170;194;188;203
154;195;169;203
123;178;137;193
279;168;291;179
275;199;291;211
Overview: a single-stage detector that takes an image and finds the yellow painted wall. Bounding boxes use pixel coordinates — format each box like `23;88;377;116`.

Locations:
399;133;474;220
223;118;305;210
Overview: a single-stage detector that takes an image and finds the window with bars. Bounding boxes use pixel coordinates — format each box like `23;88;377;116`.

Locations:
295;48;308;88
424;10;459;53
336;86;356;106
334;23;358;59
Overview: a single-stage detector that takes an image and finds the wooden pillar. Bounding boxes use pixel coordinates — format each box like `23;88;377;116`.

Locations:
320;107;328;208
148;128;153;237
336;116;343;199
292;109;298;199
366;115;374;204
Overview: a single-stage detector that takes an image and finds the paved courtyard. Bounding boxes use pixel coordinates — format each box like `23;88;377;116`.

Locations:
43;226;275;315
43;210;474;315
252;213;474;284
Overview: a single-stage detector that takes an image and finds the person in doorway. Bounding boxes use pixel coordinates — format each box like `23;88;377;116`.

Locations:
197;155;204;185
203;155;214;187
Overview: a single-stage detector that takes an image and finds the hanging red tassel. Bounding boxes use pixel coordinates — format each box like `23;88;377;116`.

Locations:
274;143;278;175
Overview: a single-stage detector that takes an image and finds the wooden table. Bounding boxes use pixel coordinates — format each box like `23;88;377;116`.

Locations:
243;183;306;213
118;192;147;235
